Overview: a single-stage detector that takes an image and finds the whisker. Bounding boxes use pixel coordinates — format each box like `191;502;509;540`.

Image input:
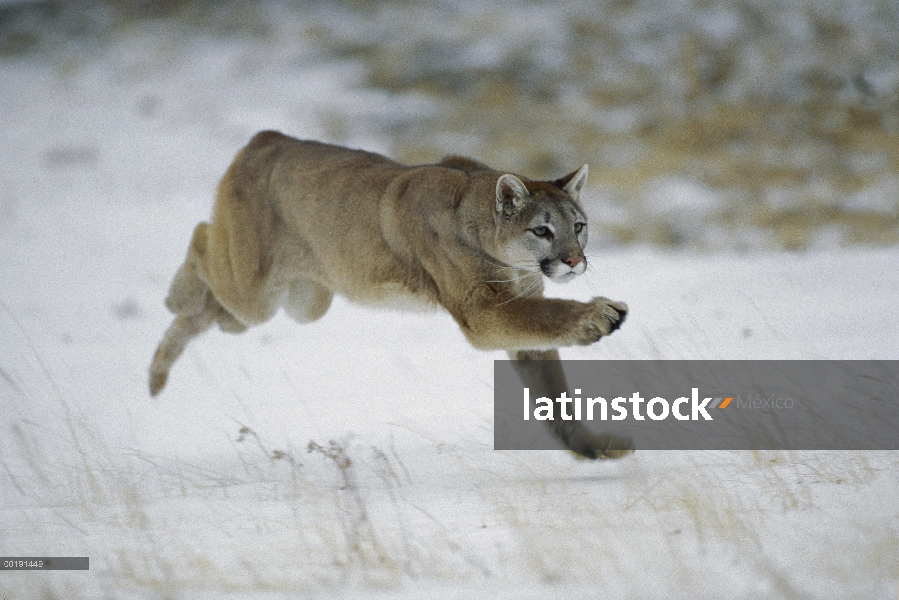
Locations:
483;259;537;273
485;270;543;284
481;258;512;268
481;255;545;305
481;255;539;269
582;270;600;295
485;265;538;275
495;274;544;306
582;253;602;294
522;277;544;299
482;256;541;282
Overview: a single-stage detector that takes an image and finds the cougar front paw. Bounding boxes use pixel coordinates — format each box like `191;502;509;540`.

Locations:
572;433;635;460
576;297;628;345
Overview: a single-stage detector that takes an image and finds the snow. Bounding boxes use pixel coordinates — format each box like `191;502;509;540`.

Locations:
2;5;898;599
3;243;898;599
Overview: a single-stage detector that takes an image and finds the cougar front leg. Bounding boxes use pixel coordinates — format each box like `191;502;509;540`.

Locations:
508;349;633;459
459;295;628;351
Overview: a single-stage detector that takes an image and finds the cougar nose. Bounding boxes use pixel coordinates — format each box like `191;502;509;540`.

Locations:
564;255;583;268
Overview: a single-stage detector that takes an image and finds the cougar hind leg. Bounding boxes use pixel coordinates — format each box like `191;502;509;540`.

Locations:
165;223;211;317
282;277;333;324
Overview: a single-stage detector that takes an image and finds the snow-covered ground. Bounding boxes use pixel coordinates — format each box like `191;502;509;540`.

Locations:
1;3;898;598
3;198;898;599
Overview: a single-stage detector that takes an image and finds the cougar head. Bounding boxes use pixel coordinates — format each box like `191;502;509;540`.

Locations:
492;165;589;283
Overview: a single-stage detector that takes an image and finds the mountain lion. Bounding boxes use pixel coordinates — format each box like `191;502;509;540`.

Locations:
149;131;632;459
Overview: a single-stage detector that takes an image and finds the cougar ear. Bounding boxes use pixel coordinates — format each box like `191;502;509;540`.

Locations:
556;164;588;203
495;174;529;214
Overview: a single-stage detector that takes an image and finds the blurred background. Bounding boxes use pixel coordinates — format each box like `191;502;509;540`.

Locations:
3;0;898;250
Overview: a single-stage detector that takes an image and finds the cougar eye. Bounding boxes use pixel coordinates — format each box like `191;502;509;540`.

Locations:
531;226;552;238
530;225;553;238
574;222;586;234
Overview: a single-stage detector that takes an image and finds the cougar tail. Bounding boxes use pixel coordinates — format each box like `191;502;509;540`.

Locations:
149;222;219;396
149;294;227;396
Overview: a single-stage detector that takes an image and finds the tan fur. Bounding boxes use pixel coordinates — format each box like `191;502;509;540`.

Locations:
149;131;632;459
